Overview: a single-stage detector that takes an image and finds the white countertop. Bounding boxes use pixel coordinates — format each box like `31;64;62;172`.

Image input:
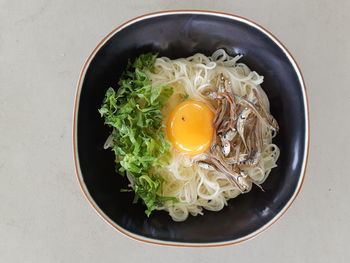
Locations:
1;0;349;262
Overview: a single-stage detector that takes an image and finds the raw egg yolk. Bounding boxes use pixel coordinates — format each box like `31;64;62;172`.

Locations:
167;100;214;155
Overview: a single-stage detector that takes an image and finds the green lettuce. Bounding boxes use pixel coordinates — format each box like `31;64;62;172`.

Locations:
99;53;176;216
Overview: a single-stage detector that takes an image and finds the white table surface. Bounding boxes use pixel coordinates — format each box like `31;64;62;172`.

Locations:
1;0;349;262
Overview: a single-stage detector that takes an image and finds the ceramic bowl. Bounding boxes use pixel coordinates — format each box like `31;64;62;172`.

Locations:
73;10;309;246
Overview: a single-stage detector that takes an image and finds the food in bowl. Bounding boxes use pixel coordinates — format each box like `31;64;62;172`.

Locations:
98;49;280;221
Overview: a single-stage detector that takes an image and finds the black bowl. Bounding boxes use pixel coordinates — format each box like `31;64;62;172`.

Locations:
73;11;309;246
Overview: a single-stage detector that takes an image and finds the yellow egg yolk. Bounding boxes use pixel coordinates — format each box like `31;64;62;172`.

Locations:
166;100;214;155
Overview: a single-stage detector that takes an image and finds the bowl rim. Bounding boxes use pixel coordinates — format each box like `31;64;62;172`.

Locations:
73;10;310;247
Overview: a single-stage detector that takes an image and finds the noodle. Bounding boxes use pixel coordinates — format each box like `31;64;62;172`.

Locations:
145;49;279;221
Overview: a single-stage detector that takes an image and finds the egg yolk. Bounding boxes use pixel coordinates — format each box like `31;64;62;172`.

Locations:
166;100;214;155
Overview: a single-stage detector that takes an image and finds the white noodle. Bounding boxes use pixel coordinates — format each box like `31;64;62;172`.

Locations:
146;49;279;221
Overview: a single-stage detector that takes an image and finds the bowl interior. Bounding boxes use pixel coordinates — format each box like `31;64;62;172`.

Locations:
76;13;307;244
